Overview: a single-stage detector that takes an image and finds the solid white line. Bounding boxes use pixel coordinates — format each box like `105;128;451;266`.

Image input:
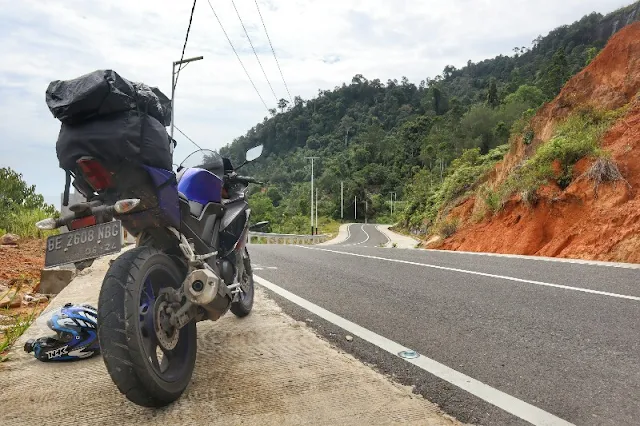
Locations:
424;249;640;269
295;246;640;302
254;275;574;426
344;223;352;243
354;224;370;245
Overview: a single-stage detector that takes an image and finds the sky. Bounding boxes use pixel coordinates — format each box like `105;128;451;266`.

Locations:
0;0;632;207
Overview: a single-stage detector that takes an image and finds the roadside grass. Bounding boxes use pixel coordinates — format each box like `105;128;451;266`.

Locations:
4;207;58;239
0;307;39;362
0;213;54;360
250;216;341;244
317;218;341;238
494;105;627;206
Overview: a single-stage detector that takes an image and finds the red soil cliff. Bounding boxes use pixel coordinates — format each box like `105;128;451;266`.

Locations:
434;22;640;264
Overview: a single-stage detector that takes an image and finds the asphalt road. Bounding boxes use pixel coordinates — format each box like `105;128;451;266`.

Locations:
248;243;640;426
336;223;391;247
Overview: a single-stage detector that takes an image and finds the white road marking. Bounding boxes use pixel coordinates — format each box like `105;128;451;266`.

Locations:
252;265;277;271
254;275;575;426
354;224;370;245
296;246;640;302
424;248;640;269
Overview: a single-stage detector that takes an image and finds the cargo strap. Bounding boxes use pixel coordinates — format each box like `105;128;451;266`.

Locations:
63;171;71;207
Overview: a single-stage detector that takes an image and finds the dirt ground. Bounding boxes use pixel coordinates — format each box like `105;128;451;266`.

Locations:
0;239;50;358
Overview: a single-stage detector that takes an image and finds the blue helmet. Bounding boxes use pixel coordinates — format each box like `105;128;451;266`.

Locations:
24;303;99;361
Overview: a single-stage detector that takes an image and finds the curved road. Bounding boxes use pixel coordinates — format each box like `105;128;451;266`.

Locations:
250;243;640;426
337;223;390;247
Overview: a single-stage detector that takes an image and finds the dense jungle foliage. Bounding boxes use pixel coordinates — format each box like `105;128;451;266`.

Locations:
220;2;640;234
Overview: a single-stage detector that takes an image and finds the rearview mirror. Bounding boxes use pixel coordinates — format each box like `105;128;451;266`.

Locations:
245;145;263;162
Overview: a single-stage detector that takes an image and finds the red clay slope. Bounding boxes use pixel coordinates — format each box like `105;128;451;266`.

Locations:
435;22;640;264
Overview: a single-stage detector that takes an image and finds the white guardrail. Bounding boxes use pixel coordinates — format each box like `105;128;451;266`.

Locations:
248;232;330;245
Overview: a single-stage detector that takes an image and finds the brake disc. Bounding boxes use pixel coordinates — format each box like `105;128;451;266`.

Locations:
154;293;180;351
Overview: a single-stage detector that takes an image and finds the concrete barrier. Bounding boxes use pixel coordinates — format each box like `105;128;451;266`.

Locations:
248;232;330;245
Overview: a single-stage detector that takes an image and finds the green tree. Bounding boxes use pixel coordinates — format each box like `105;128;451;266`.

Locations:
248;192;276;223
0;167;56;232
585;47;599;65
504;84;546;108
0;168;54;214
539;48;569;100
460;104;498;154
266;187;283;206
277;98;290;113
487;79;499;108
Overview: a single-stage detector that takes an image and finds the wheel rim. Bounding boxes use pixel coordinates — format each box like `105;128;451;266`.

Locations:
138;265;191;382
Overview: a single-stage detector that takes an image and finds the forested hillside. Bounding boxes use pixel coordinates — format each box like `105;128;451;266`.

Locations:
220;1;640;234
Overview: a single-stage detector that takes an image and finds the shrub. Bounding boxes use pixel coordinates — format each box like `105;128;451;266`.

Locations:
5;207;59;239
434;218;459;238
497;106;622;201
582;155;631;198
523;129;535;145
433;144;509;215
484;188;502;213
521;188;539;207
1;167;57;238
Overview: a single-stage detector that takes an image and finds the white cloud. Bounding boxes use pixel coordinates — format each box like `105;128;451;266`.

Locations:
0;0;632;203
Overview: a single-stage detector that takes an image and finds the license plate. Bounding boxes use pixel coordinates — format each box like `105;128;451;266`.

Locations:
44;221;123;268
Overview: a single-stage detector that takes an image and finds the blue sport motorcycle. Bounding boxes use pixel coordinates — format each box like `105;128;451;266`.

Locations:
37;144;267;407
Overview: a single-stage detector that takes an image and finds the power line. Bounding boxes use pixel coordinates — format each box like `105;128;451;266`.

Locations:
206;0;270;111
175;0;198;89
231;0;279;103
174;125;202;150
254;0;292;103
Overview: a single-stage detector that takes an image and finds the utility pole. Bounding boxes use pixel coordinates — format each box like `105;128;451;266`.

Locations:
365;199;368;224
305;156;319;235
315;187;319;235
389;192;393;216
354;196;357;221
389;192;397;216
340;181;344;220
170;55;204;142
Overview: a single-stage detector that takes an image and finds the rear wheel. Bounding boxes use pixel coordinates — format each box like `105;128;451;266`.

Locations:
98;247;197;407
230;248;254;317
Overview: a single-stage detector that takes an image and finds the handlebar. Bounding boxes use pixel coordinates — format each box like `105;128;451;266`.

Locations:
226;174;264;185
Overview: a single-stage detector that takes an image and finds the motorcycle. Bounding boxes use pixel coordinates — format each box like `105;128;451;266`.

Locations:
36;144;268;407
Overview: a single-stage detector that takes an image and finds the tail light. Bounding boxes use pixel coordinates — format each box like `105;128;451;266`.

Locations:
77;159;113;191
69;215;97;230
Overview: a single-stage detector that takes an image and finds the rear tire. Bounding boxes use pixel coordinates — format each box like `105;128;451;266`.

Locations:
98;247;197;407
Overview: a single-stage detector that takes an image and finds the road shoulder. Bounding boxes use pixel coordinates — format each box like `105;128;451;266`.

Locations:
318;223;351;245
376;224;419;249
1;251;461;426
